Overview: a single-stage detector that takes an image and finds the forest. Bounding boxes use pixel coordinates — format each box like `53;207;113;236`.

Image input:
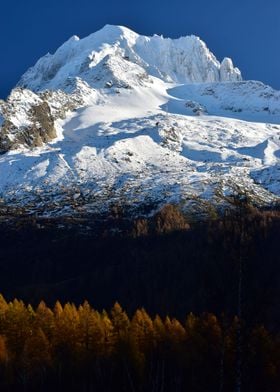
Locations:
0;202;279;390
0;296;279;391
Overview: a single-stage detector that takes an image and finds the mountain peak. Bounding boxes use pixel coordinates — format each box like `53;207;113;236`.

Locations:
18;25;241;92
99;24;138;35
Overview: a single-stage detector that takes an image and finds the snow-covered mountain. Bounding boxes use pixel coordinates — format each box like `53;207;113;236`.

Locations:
18;24;241;91
0;25;279;217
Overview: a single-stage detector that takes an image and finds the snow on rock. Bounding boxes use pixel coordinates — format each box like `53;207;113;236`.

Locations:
0;25;279;216
166;81;280;120
0;88;57;152
220;57;241;82
18;25;241;92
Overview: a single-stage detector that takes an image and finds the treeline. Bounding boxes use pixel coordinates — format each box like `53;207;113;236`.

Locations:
0;296;279;391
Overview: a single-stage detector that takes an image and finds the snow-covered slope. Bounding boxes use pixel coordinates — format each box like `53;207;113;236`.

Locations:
0;25;279;217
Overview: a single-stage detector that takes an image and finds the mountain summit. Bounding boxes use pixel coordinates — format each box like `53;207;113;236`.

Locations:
18;25;241;91
0;25;279;217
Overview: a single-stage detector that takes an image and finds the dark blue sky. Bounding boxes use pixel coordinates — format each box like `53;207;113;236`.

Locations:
1;0;279;98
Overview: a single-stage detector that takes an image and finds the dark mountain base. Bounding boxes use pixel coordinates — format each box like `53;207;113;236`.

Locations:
0;203;279;391
0;204;279;329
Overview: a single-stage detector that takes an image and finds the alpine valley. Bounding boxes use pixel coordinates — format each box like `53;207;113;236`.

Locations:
0;24;280;221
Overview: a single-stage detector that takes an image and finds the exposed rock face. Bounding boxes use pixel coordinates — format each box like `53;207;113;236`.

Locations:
0;83;90;153
0;90;56;152
28;102;56;146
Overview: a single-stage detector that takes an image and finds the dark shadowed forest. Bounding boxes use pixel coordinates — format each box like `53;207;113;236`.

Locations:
0;203;279;391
